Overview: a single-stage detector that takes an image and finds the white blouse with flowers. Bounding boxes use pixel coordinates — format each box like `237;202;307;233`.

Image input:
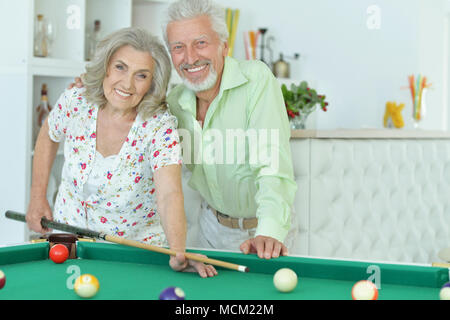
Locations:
47;88;182;245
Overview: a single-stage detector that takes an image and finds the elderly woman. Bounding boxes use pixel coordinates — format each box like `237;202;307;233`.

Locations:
26;27;216;278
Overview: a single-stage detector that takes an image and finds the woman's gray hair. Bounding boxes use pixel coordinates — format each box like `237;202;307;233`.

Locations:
163;0;229;47
82;27;171;119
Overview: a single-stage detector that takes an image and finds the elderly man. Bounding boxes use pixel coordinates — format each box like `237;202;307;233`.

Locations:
72;0;297;259
164;0;297;259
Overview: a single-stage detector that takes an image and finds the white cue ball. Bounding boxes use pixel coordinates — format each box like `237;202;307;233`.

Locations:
440;287;450;300
273;268;298;293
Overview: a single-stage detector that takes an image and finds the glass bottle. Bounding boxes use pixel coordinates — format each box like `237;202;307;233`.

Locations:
36;84;51;131
87;20;101;61
272;53;290;78
34;14;48;57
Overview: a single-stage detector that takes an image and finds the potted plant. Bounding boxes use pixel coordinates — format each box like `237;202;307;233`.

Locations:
281;81;328;129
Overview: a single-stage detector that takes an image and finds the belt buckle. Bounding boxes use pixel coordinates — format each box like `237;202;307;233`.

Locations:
215;211;221;224
211;207;257;230
210;206;222;223
215;210;234;229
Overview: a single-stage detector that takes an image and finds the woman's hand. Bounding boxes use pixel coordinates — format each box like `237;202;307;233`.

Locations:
26;196;53;234
169;252;218;278
27;118;59;234
154;165;215;277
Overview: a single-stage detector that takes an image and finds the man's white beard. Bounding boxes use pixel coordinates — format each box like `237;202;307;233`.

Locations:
181;64;218;93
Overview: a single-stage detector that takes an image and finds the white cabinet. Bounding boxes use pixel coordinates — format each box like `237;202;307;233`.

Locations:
289;132;450;264
0;0;171;245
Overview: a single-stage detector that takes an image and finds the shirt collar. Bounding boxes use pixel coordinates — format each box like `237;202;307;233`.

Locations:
220;56;248;91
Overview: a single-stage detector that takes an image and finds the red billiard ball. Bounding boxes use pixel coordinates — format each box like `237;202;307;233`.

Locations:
0;270;5;289
49;244;69;264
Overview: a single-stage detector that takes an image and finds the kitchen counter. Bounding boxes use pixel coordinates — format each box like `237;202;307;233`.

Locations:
291;129;450;139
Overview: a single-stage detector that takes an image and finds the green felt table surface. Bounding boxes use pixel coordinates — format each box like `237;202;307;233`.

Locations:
0;241;448;300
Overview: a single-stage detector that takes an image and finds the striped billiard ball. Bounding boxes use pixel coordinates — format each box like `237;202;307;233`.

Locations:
0;270;5;289
74;274;100;298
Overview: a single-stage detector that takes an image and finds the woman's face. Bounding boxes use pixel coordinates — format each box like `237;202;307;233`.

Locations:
103;45;154;112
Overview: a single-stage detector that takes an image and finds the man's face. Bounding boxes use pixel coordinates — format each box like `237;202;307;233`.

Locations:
166;15;228;93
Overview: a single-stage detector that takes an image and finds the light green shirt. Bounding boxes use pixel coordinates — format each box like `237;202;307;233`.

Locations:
167;57;297;242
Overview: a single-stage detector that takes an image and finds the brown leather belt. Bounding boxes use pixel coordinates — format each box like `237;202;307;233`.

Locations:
211;208;258;230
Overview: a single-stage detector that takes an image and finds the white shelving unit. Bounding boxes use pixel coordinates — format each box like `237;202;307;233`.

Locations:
0;0;297;246
0;0;172;245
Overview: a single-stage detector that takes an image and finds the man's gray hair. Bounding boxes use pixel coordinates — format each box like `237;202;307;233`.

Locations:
163;0;229;47
82;27;171;119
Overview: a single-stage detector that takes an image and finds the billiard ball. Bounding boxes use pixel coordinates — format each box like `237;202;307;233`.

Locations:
273;268;298;293
351;280;378;300
159;286;185;300
440;282;450;300
0;270;5;289
74;274;100;298
49;244;69;264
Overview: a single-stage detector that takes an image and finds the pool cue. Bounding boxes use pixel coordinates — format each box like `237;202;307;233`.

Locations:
432;262;450;268
5;211;249;272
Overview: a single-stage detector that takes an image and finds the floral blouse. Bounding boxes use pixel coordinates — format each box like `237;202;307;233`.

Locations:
47;88;182;245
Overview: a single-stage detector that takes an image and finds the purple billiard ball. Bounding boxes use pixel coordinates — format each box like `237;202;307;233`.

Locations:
159;286;185;300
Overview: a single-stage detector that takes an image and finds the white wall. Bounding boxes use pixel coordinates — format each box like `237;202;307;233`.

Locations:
221;0;447;130
0;0;30;245
417;0;447;130
0;73;30;245
135;0;448;130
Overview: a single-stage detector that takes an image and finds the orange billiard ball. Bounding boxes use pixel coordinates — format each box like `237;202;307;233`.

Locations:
49;244;69;264
74;274;100;298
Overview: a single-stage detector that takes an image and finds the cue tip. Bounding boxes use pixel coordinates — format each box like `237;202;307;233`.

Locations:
238;266;250;273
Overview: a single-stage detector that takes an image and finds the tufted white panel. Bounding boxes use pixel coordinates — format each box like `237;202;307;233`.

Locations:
183;138;450;264
289;139;310;255
308;139;450;264
181;168;203;248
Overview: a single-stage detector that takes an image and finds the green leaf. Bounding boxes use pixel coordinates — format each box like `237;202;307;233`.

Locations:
299;81;308;91
281;81;329;116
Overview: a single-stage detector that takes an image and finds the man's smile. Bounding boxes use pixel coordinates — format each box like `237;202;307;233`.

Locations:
186;65;208;73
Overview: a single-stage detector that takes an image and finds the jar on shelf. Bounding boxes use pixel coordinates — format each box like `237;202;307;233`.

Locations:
34;14;49;57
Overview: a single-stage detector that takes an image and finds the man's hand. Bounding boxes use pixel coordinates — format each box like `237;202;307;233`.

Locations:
240;235;288;259
169;252;218;278
67;76;84;89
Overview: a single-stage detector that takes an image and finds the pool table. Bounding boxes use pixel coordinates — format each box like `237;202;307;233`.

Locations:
0;239;448;300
